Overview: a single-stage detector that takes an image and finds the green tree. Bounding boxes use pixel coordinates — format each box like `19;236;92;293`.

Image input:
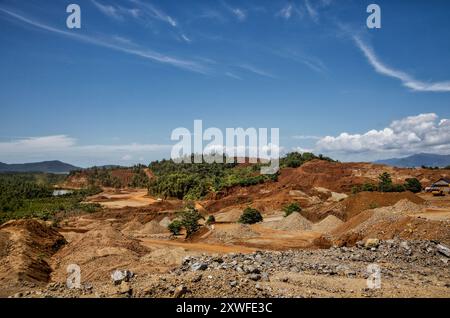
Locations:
168;220;183;236
238;207;263;224
206;215;216;225
378;172;393;192
282;203;302;217
178;208;204;238
404;178;422;193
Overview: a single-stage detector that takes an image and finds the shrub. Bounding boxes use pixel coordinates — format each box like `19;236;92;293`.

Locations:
378;172;393;192
206;215;216;225
178;208;204;238
238;207;263;224
369;202;379;209
404;178;422;193
283;203;302;217
361;183;378;192
168;220;183;236
392;184;406;192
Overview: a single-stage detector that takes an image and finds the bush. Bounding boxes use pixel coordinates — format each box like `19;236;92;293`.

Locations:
404;178;422;193
178;208;204;238
378;172;393;192
206;215;216;225
238;207;263;224
168;220;183;236
283;203;301;217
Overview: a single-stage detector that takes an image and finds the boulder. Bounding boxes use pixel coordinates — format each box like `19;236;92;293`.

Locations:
364;238;380;249
111;270;134;285
437;244;450;258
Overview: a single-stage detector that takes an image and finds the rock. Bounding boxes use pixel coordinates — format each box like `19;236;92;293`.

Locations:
261;272;270;282
364;238;380;249
111;270;134;285
244;265;260;274
255;283;263;291
437;244;450;258
191;262;208;271
229;281;238;287
249;274;261;281
118;282;132;295
174;285;188;298
191;274;202;283
400;241;410;250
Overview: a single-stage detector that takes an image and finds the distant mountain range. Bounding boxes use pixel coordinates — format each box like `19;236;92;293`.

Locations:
375;153;450;168
0;160;80;174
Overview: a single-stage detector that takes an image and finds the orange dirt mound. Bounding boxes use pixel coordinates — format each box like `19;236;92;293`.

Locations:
318;191;425;221
0;219;66;295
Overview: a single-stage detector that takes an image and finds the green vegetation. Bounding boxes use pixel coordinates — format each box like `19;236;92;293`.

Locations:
378;172;395;192
282;203;302;217
148;155;278;200
280;152;335;168
238;207;263;224
148;152;334;200
404;178;423;193
0;173;102;224
171;207;204;238
168;220;183;236
129;165;151;188
352;173;423;194
206;215;216;225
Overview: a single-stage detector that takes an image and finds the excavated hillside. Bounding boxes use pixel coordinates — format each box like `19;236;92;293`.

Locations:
203;160;449;215
0;220;66;297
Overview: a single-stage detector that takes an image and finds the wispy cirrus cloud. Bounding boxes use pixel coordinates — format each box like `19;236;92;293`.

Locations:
277;4;294;20
304;0;319;23
237;64;276;79
225;72;243;80
222;1;247;22
275;3;309;21
354;36;450;92
91;0;127;20
272;48;327;74
129;0;177;27
0;7;208;74
292;135;322;140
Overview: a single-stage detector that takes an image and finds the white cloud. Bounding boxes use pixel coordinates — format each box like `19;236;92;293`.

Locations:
304;0;318;23
91;0;124;20
222;2;247;21
354;36;450;92
238;64;276;79
129;0;177;27
225;72;243;80
0;135;172;166
314;113;450;159
233;8;246;21
277;4;293;20
292;135;322;140
181;34;192;43
0;8;208;74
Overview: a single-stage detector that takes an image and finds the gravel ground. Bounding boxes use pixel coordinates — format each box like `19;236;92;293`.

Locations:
11;239;450;298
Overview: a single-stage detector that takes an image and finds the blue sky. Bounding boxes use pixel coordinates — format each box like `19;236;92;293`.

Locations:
1;0;450;166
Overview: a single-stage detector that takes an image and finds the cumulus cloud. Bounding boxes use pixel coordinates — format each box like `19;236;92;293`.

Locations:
0;135;172;166
354;36;450;92
314;113;450;158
